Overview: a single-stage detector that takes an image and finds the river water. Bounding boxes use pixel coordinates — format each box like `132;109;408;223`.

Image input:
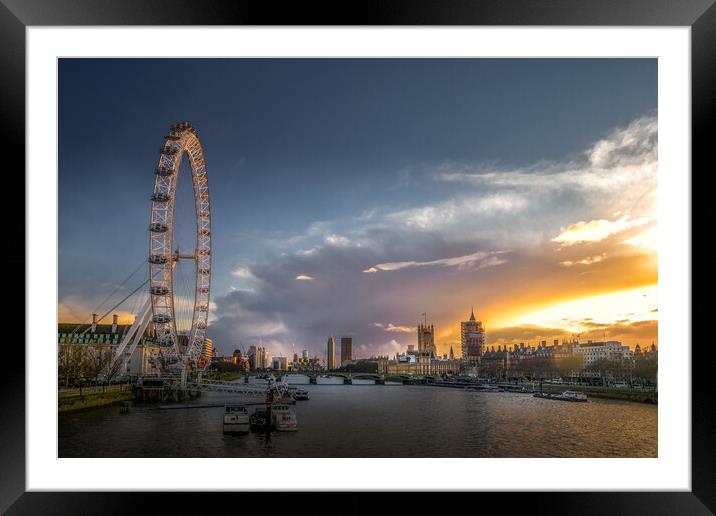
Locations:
58;375;657;458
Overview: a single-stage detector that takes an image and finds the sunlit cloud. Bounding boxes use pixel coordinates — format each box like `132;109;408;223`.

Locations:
437;115;657;197
552;216;651;246
373;250;507;272
560;253;607;267
623;226;657;253
373;322;414;333
204;114;659;356
496;285;657;333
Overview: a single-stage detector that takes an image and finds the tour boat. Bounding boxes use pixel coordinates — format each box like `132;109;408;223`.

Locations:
534;390;588;402
249;408;269;432
223;404;250;434
271;404;298;431
292;389;310;401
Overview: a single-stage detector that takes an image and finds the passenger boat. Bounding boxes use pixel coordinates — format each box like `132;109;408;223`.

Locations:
292;388;310;401
534;390;588;402
249;408;269;432
223;404;250;434
271;404;298;431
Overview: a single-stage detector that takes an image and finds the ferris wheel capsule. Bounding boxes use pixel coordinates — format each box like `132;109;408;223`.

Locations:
160;146;179;155
150;285;170;296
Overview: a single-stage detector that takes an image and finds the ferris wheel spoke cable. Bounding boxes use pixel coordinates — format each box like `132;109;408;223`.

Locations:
68;257;147;337
78;278;150;336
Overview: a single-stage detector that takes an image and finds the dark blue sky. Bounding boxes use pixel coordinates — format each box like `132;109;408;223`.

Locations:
59;58;657;356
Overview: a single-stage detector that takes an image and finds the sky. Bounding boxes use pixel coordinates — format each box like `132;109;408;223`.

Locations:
58;58;658;360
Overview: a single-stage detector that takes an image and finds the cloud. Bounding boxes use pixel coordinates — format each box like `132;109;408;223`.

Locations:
205;114;658;357
487;319;658;348
623;226;657;253
384;193;528;232
488;324;571;346
231;266;254;279
552;216;651;246
324;234;354;247
372;250;507;272
373;322;414;333
435;115;657;235
437;115;656;194
560;253;607;267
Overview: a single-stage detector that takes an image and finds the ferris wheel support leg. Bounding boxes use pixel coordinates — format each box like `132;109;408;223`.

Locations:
121;307;153;375
107;297;153;380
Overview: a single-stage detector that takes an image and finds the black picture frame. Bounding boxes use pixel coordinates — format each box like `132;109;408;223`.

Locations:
4;0;711;513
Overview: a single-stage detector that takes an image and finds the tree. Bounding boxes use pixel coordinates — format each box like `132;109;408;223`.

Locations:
633;356;658;385
555;355;583;379
58;343;86;387
86;344;114;385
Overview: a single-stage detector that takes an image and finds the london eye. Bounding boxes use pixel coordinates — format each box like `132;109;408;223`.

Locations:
148;121;212;375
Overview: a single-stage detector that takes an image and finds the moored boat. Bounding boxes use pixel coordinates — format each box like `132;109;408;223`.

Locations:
292;388;310;400
249;408;269;432
223;404;250;434
271;404;298;431
534;390;588;402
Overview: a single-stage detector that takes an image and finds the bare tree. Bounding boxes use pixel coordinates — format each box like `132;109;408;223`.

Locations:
58;343;86;388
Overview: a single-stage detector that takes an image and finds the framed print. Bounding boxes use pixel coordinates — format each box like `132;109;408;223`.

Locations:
4;0;712;513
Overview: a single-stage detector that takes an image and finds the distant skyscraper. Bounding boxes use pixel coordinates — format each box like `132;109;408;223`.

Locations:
248;345;257;369
301;349;309;360
202;337;213;360
326;336;336;370
340;336;353;366
461;307;485;365
417;322;436;357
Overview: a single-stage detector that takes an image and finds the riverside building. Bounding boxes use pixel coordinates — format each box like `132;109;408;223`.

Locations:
326;336;336;370
57;315;160;377
340;336;353;366
461;308;485;367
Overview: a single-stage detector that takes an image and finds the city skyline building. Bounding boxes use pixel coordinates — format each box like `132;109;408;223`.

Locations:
417;322;436;357
326;335;336;370
202;337;213;361
461;307;485;366
340;336;353;366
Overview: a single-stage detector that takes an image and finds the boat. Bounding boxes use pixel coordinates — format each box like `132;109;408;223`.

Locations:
271;404;298;431
223;404;250;434
292;388;310;400
249;408;269;432
534;390;588;402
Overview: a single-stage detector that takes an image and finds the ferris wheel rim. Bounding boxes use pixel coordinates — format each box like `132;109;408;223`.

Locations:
148;121;211;371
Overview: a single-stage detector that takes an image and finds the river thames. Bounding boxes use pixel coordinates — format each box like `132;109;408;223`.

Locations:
59;376;657;458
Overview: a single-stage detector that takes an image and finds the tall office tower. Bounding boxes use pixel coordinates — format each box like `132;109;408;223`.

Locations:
340;336;353;366
417;323;437;357
461;307;485;365
326;336;336;370
202;337;213;360
248;345;257;369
